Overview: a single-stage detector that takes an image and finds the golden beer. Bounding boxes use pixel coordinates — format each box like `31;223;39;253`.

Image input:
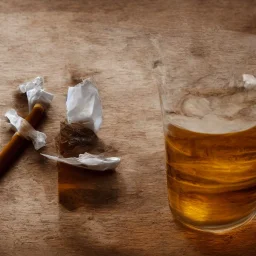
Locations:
165;124;256;231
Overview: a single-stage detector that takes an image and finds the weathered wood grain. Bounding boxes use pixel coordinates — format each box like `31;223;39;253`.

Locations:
0;0;255;255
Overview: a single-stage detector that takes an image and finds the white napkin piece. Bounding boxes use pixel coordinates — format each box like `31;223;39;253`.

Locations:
27;88;54;112
41;152;120;171
18;76;44;93
66;79;102;132
5;109;46;150
18;76;54;112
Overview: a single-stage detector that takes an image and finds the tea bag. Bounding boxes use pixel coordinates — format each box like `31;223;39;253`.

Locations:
58;79;103;156
42;78;120;171
5;109;46;150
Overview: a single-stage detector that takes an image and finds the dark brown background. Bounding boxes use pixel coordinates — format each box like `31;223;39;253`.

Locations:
0;1;255;255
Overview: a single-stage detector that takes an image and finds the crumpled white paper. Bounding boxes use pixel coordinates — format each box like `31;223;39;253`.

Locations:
5;109;46;150
41;152;120;171
243;74;256;89
18;76;44;93
66;79;102;132
27;88;54;112
18;76;54;112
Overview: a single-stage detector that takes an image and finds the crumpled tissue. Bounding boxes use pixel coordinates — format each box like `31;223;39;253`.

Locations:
5;109;46;150
41;153;120;171
18;76;44;93
27;88;54;112
66;79;102;132
18;76;54;112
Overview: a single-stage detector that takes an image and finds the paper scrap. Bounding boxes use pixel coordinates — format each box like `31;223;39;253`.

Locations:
18;77;54;112
243;74;256;89
18;76;44;93
5;109;46;150
27;87;54;112
66;79;102;132
41;152;120;171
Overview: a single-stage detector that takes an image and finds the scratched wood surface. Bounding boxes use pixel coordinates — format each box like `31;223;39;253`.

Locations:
0;0;256;255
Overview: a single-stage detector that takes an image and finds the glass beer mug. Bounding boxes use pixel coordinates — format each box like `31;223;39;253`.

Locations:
152;20;256;232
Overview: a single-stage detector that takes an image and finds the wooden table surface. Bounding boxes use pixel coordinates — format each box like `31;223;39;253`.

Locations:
0;0;255;255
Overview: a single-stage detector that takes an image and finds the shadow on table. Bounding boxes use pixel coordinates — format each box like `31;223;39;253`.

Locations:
55;231;145;256
58;162;122;211
176;219;256;256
